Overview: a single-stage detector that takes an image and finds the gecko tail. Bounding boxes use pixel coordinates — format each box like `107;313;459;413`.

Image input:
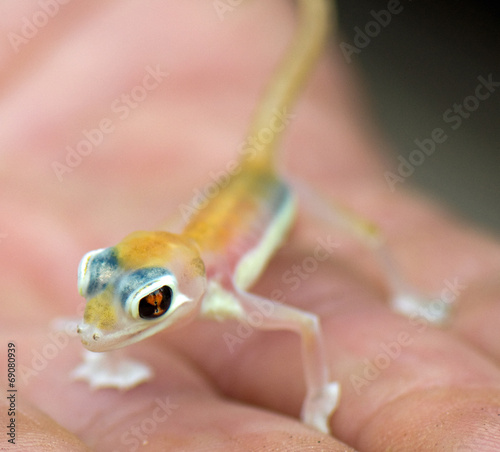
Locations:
242;0;334;172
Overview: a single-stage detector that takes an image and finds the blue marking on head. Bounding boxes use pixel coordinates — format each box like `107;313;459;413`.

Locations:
85;247;119;297
116;267;172;307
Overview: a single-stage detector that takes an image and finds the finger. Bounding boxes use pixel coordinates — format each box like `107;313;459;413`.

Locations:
451;276;500;360
94;394;355;451
164;243;500;448
0;398;90;451
12;328;354;450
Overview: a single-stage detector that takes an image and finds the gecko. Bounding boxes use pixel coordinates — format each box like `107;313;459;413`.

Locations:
74;0;449;434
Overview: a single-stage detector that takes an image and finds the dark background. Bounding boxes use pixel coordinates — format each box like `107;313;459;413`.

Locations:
334;0;500;233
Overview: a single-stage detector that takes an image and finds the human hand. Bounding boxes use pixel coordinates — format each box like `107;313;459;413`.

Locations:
1;1;499;451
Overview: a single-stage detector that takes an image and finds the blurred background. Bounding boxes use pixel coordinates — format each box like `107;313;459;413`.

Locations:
334;0;500;233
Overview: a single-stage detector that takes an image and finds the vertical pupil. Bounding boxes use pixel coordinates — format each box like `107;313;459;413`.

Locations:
139;286;172;319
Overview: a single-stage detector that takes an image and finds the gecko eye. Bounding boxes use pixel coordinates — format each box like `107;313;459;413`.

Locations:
138;286;173;319
120;269;178;321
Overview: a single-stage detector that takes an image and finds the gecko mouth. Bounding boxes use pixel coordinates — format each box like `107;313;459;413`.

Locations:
76;323;135;351
76;320;164;352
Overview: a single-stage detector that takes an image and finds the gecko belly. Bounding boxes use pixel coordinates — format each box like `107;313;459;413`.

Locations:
233;184;296;291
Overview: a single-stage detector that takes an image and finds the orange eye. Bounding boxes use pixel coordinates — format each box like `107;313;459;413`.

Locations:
138;286;172;319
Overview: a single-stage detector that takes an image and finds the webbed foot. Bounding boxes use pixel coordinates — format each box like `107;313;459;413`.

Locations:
71;349;153;390
301;381;340;434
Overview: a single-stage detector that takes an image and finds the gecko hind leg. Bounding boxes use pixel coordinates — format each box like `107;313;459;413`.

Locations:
287;176;451;324
231;285;339;434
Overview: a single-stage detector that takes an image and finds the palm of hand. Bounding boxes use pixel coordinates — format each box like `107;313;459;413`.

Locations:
1;2;500;451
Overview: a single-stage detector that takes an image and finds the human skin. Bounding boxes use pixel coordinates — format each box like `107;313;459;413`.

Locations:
1;1;500;451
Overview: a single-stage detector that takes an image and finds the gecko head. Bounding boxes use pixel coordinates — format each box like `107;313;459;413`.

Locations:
76;231;207;352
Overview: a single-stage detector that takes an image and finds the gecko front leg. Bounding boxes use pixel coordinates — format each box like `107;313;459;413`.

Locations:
203;281;339;434
235;287;339;433
71;349;153;390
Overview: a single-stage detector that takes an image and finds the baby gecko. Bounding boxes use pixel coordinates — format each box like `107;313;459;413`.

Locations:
75;0;449;434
